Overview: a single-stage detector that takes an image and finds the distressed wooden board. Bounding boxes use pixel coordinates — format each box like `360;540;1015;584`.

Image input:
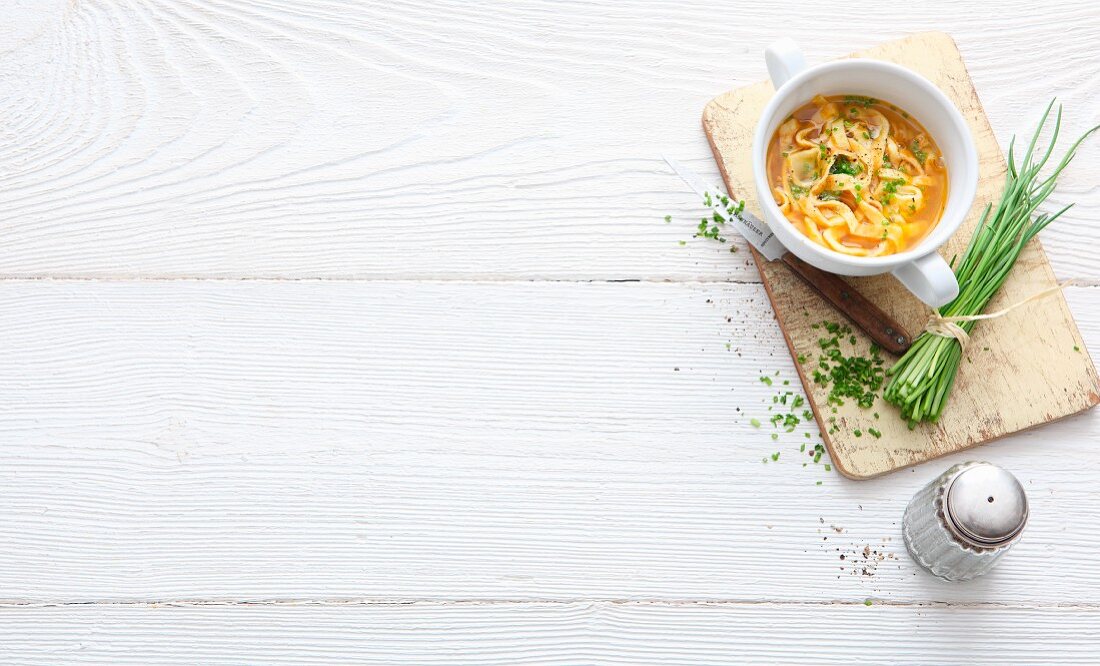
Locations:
3;3;1100;282
703;32;1100;479
4;280;1100;605
5;2;1100;661
1;602;1098;665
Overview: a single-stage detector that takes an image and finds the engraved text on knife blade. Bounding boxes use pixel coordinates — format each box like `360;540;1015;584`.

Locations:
734;212;785;261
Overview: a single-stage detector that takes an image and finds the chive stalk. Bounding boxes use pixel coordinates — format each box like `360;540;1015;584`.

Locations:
884;101;1098;425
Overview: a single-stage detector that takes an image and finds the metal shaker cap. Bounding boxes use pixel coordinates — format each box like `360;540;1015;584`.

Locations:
943;463;1028;547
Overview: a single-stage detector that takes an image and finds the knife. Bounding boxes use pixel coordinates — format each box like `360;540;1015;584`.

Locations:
663;156;911;355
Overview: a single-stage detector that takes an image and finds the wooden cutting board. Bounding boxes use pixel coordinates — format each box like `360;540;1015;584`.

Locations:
703;31;1099;479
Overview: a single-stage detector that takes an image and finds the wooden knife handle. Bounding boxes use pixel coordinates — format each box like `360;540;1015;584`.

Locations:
779;253;912;355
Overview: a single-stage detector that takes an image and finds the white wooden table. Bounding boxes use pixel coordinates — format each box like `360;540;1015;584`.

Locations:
2;1;1099;663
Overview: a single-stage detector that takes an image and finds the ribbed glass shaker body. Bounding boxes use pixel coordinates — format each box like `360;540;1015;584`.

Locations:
902;461;1028;582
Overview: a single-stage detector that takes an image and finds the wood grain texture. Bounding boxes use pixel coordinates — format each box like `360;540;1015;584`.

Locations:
779;253;913;355
1;602;1099;665
0;280;1099;605
0;1;1095;280
704;32;1099;478
2;0;1100;660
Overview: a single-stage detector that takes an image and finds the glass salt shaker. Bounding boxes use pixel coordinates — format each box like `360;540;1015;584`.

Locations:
902;461;1028;581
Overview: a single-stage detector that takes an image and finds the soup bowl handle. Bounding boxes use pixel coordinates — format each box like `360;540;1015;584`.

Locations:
892;253;960;309
765;39;807;88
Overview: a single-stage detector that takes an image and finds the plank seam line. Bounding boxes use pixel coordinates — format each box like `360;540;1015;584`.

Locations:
0;277;765;285
0;277;1095;287
0;599;1096;610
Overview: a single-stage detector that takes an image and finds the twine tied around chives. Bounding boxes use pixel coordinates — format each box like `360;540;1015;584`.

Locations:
885;101;1098;425
922;279;1075;349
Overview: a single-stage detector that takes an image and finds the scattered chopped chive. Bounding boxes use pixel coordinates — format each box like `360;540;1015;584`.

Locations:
910;139;928;164
750;418;761;428
830;156;859;176
810;320;885;410
844;95;876;108
760;376;773;386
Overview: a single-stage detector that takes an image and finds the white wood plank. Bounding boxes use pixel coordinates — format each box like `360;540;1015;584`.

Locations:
0;601;1097;665
0;280;1098;604
0;0;1097;280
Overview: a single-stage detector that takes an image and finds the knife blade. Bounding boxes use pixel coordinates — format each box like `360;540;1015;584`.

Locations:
662;156;911;355
663;155;786;262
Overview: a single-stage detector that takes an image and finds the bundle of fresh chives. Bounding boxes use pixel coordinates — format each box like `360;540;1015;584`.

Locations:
884;100;1099;426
